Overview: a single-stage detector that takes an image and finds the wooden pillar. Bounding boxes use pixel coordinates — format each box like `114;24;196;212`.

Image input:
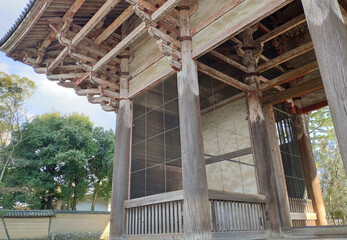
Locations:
293;110;327;226
242;28;280;234
109;26;131;240
301;0;347;174
177;4;212;240
264;104;292;229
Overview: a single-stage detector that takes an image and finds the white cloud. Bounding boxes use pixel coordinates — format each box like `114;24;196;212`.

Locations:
0;62;10;73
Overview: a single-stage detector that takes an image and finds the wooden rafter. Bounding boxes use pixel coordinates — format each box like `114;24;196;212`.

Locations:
253;14;306;45
93;0;181;72
48;0;122;71
209;50;248;73
36;0;85;64
302;100;328;114
95;5;134;45
263;77;323;105
258;42;314;73
259;61;319;91
197;62;250;92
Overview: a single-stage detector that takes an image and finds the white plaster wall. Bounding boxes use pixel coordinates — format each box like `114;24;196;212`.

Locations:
76;194;110;211
202;98;258;194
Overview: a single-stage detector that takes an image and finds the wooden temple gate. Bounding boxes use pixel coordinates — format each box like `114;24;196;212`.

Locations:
1;0;346;239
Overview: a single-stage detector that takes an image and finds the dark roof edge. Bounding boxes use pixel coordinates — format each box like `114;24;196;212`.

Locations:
0;0;37;48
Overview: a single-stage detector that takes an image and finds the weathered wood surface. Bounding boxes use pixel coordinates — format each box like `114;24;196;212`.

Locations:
208;190;266;204
197;62;249;92
302;0;347;174
293;113;327;226
110;25;131;240
263;105;292;228
209;50;248;73
262;77;323;105
242;28;280;234
259;61;318;91
177;4;212;240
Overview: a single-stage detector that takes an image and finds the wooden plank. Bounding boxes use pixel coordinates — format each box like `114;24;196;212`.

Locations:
124;190;184;208
208;190;266;204
259;61;319;91
290;212;317;221
205;147;252;165
197;62;249;92
263;77;323;105
95;5;134;45
177;4;212;240
192;0;291;58
209;50;248;72
253;14;306;45
263;105;292;228
302;0;347;175
258;41;314;73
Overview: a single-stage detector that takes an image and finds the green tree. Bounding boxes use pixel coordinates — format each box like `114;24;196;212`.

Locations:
88;127;114;211
3;113;94;209
0;72;36;182
309;107;347;224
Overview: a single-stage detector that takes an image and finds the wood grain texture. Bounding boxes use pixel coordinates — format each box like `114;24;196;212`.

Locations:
177;4;212;240
302;0;347;174
263;105;292;228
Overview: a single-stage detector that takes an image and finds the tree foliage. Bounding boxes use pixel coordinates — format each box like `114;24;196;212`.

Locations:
1;112;115;210
309;107;347;223
0;72;36;183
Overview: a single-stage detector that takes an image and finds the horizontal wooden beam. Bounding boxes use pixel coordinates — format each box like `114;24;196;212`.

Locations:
48;0;121;71
254;14;306;45
290;212;317;221
47;73;85;81
258;42;314;73
208;190;267;204
197;62;250;92
95;5;134;45
209;50;248;72
263;77;323;105
259;61;319;91
124;190;184;208
302;100;328;114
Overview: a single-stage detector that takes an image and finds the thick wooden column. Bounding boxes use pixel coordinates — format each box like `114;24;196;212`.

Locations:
242;28;280;234
109;26;131;240
301;0;347;174
177;4;212;240
293;111;327;226
264;105;292;229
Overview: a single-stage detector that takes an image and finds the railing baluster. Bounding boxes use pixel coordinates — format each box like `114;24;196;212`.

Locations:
178;200;183;233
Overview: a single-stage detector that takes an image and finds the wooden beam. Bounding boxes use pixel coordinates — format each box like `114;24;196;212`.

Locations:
36;0;85;63
177;4;211;240
48;0;121;71
302;0;347;175
302;100;328;114
47;73;85;81
201;92;245;115
95;5;134;45
258;42;314;73
93;0;181;72
264;105;292;228
197;62;249;92
263;77;323;105
259;61;319;91
209;50;248;72
254;14;306;45
93;22;147;72
208;190;267;204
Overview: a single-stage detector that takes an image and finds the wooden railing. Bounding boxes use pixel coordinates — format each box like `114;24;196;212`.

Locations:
209;190;267;232
289;197;317;227
124;190;267;235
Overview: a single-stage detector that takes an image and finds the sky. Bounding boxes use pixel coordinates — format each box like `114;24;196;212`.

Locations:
0;0;116;131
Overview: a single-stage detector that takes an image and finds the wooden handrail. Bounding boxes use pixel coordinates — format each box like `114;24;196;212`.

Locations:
124;189;267;208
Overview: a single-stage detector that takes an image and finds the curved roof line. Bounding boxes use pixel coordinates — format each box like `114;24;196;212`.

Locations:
0;0;37;47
